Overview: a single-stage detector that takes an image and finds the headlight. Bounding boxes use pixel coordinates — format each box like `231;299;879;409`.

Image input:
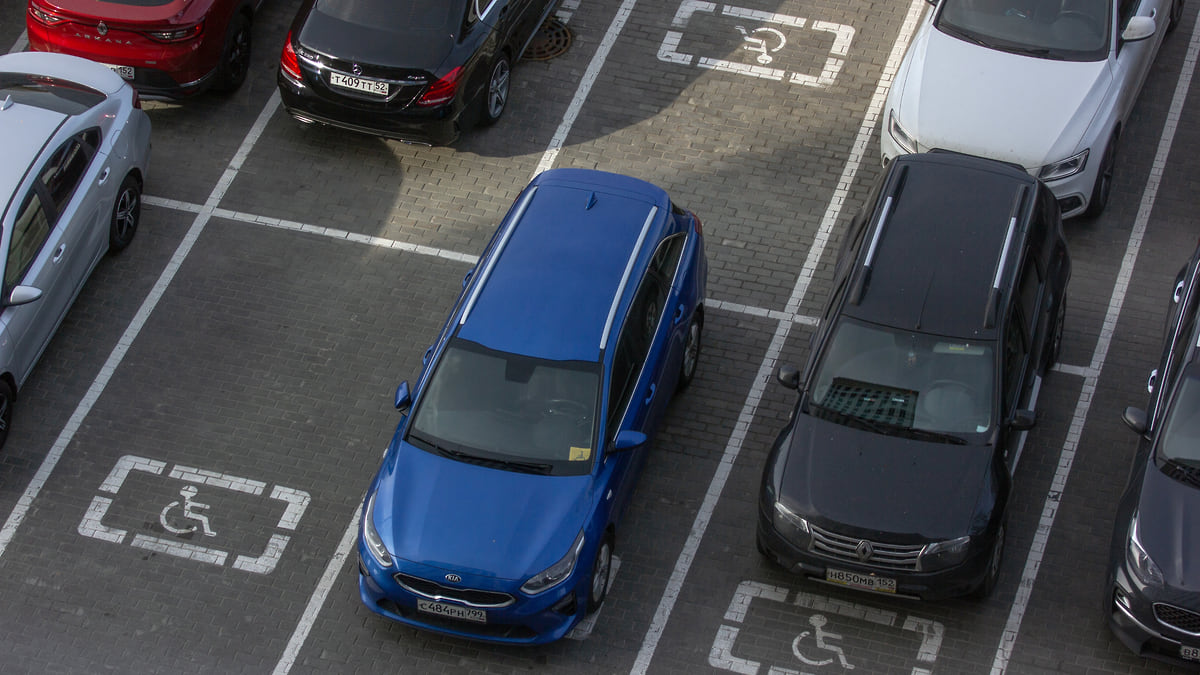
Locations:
1126;512;1163;587
772;501;813;550
361;492;392;567
1038;148;1089;181
521;530;585;595
888;110;918;154
917;535;971;572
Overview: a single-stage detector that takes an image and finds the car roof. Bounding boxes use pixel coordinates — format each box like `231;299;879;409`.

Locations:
457;169;672;363
845;152;1039;340
0;103;64;212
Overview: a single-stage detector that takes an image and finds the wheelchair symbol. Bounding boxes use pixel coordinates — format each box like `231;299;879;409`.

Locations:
159;485;216;537
793;614;854;669
735;25;786;65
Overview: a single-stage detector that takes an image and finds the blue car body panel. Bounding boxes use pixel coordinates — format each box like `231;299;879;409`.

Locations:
356;168;707;644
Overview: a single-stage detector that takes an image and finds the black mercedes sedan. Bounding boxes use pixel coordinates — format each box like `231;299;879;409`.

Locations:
277;0;558;145
1107;241;1200;667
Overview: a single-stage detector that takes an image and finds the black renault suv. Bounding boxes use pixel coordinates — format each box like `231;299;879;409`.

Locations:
757;152;1070;600
1107;241;1200;666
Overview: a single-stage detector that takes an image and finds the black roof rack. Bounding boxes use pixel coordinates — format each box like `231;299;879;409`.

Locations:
850;164;908;305
983;185;1029;329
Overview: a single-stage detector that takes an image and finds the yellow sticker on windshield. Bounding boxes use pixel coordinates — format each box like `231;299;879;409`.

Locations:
569;447;591;461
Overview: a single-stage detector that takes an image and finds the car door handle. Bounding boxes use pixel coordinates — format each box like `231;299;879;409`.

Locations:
673;304;685;325
52;244;66;263
644;383;655;406
98;167;110;186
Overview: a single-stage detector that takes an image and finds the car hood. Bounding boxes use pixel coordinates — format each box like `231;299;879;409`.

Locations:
1136;464;1200;590
45;0;195;24
301;1;456;72
372;440;593;581
893;25;1111;169
780;413;994;540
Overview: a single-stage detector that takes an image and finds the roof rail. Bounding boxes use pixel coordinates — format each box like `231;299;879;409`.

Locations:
459;186;538;326
983;185;1029;329
600;206;658;350
850;164;907;305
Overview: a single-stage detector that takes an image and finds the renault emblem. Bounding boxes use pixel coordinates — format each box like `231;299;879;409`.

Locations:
352;63;362;76
444;573;461;583
855;540;873;562
97;21;108;36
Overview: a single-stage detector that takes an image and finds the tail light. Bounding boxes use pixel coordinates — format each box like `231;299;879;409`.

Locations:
145;23;203;42
28;5;67;26
280;33;302;82
416;67;461;107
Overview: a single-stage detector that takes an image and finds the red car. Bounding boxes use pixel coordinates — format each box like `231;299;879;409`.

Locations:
26;0;261;98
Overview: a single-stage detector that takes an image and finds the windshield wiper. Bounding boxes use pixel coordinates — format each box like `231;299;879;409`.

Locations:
1162;457;1200;489
408;431;553;475
891;426;968;445
809;402;967;444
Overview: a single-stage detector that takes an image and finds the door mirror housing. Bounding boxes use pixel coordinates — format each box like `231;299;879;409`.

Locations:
1122;16;1156;42
1010;409;1036;431
395;381;412;413
1122;406;1148;434
612;430;647;452
776;364;801;390
6;286;42;307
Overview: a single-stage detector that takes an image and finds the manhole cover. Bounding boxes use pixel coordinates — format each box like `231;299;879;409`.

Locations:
524;18;572;61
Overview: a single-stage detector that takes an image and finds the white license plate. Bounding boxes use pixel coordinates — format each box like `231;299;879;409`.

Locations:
105;63;134;80
329;72;388;97
825;567;896;593
417;599;487;624
1182;644;1200;661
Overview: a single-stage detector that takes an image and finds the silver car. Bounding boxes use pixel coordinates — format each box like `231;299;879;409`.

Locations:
0;51;151;448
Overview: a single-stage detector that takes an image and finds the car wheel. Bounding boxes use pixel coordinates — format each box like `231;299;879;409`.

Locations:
1169;0;1184;32
677;315;702;392
477;54;511;127
0;379;13;451
1044;298;1065;373
587;533;613;613
214;12;252;93
1083;135;1117;219
109;175;140;253
971;520;1005;600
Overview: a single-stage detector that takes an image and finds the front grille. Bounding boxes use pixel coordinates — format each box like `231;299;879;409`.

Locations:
1154;603;1200;635
810;524;923;572
395;573;514;608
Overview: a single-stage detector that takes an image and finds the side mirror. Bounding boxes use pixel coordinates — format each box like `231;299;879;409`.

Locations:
776;364;801;390
6;286;42;307
394;381;412;413
1122;406;1148;434
1010;409;1036;431
612;430;647;452
1122;15;1156;42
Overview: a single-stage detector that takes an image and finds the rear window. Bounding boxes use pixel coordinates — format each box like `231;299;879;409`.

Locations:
314;0;461;32
0;74;104;116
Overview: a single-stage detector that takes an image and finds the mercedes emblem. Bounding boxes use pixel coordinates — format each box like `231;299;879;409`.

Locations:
352;63;362;76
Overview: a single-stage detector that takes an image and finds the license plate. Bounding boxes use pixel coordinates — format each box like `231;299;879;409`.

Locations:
105;63;134;80
825;567;896;593
1182;644;1200;661
329;72;388;97
416;599;487;624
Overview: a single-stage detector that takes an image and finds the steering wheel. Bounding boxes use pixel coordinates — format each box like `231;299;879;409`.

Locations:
1056;10;1104;37
544;399;591;424
919;380;978;425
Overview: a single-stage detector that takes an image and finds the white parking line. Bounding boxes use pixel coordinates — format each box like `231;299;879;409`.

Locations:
630;1;927;672
989;8;1200;674
0;91;282;559
8;31;28;55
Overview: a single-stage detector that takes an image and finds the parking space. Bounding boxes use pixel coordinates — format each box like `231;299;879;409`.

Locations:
0;0;1197;672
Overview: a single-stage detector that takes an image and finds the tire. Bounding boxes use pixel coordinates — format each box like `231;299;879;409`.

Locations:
676;315;702;392
1083;135;1117;219
0;379;13;451
109;175;140;254
1044;298;1065;374
1169;0;1184;33
587;534;613;613
213;12;252;93
971;520;1005;600
476;54;511;127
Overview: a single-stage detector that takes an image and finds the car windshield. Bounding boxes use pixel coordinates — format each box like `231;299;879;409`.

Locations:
1156;367;1200;487
407;338;600;476
809;317;994;440
935;0;1111;62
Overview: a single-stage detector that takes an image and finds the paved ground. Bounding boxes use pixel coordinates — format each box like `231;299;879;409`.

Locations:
0;0;1197;673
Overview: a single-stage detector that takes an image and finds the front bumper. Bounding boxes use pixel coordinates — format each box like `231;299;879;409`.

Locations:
756;509;989;601
356;541;586;645
1108;559;1200;667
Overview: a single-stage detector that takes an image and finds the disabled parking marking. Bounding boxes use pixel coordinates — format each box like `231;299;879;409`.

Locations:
657;0;854;87
77;454;311;574
709;581;942;675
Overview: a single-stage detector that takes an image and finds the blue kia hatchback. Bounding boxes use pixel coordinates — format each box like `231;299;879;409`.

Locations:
357;168;707;644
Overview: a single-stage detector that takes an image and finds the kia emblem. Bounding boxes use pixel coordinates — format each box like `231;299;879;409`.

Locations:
97;21;108;36
444;573;461;583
